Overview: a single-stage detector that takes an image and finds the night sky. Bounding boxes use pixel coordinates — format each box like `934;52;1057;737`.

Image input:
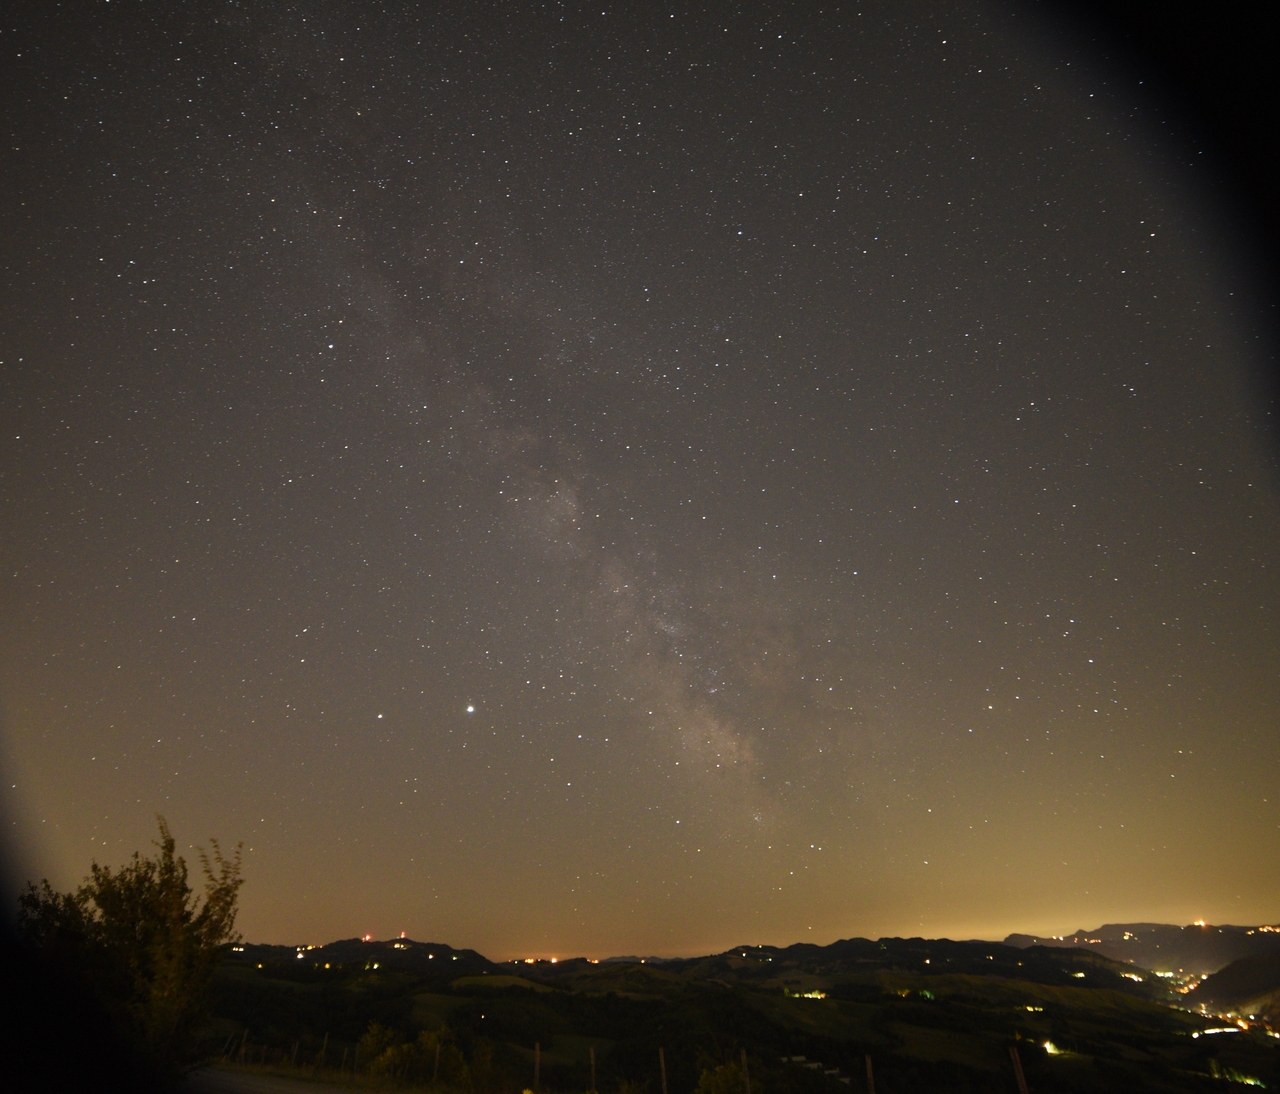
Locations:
2;2;1278;959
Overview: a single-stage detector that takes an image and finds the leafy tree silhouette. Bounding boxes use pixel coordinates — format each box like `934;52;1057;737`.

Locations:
17;816;243;1087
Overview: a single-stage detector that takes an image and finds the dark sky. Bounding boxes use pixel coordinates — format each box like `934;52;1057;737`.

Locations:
2;1;1277;958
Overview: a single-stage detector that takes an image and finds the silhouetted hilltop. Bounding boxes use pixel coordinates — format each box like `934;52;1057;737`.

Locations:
1003;922;1280;974
1187;952;1280;1020
233;936;501;979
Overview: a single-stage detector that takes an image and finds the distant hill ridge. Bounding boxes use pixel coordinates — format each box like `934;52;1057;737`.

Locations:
1004;921;1280;974
234;929;1240;980
1187;952;1280;1021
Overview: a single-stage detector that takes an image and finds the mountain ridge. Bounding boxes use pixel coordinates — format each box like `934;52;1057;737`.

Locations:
1003;921;1280;975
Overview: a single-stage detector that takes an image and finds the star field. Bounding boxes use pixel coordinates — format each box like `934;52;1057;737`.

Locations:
1;2;1277;957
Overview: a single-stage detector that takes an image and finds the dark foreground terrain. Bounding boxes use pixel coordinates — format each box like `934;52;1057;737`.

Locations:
201;935;1280;1093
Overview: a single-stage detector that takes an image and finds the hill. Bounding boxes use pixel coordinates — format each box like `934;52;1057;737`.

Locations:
1186;952;1280;1022
205;934;1280;1092
1004;922;1280;976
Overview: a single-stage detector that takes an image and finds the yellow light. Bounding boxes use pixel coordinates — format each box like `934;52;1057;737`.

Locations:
1044;1042;1060;1055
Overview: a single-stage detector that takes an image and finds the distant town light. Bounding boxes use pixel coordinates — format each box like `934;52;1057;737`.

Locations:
1044;1042;1060;1055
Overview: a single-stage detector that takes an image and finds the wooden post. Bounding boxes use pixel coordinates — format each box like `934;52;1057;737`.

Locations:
864;1053;874;1094
1009;1046;1029;1094
660;1047;668;1094
239;1030;248;1065
535;1041;541;1089
742;1049;751;1094
434;1040;441;1084
591;1045;597;1092
291;1041;299;1068
341;1047;348;1074
320;1032;328;1072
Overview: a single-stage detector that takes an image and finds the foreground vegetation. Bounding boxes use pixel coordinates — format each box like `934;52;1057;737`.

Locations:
16;818;243;1089
204;935;1280;1093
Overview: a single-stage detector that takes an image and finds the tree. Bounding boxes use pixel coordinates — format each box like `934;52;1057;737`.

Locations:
16;816;243;1084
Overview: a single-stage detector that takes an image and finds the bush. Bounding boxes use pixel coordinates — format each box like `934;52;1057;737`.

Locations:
361;1022;471;1087
696;1061;752;1094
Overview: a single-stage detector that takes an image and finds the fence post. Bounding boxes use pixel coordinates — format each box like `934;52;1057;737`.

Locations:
660;1047;668;1094
1009;1046;1029;1094
535;1041;541;1090
864;1053;874;1094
